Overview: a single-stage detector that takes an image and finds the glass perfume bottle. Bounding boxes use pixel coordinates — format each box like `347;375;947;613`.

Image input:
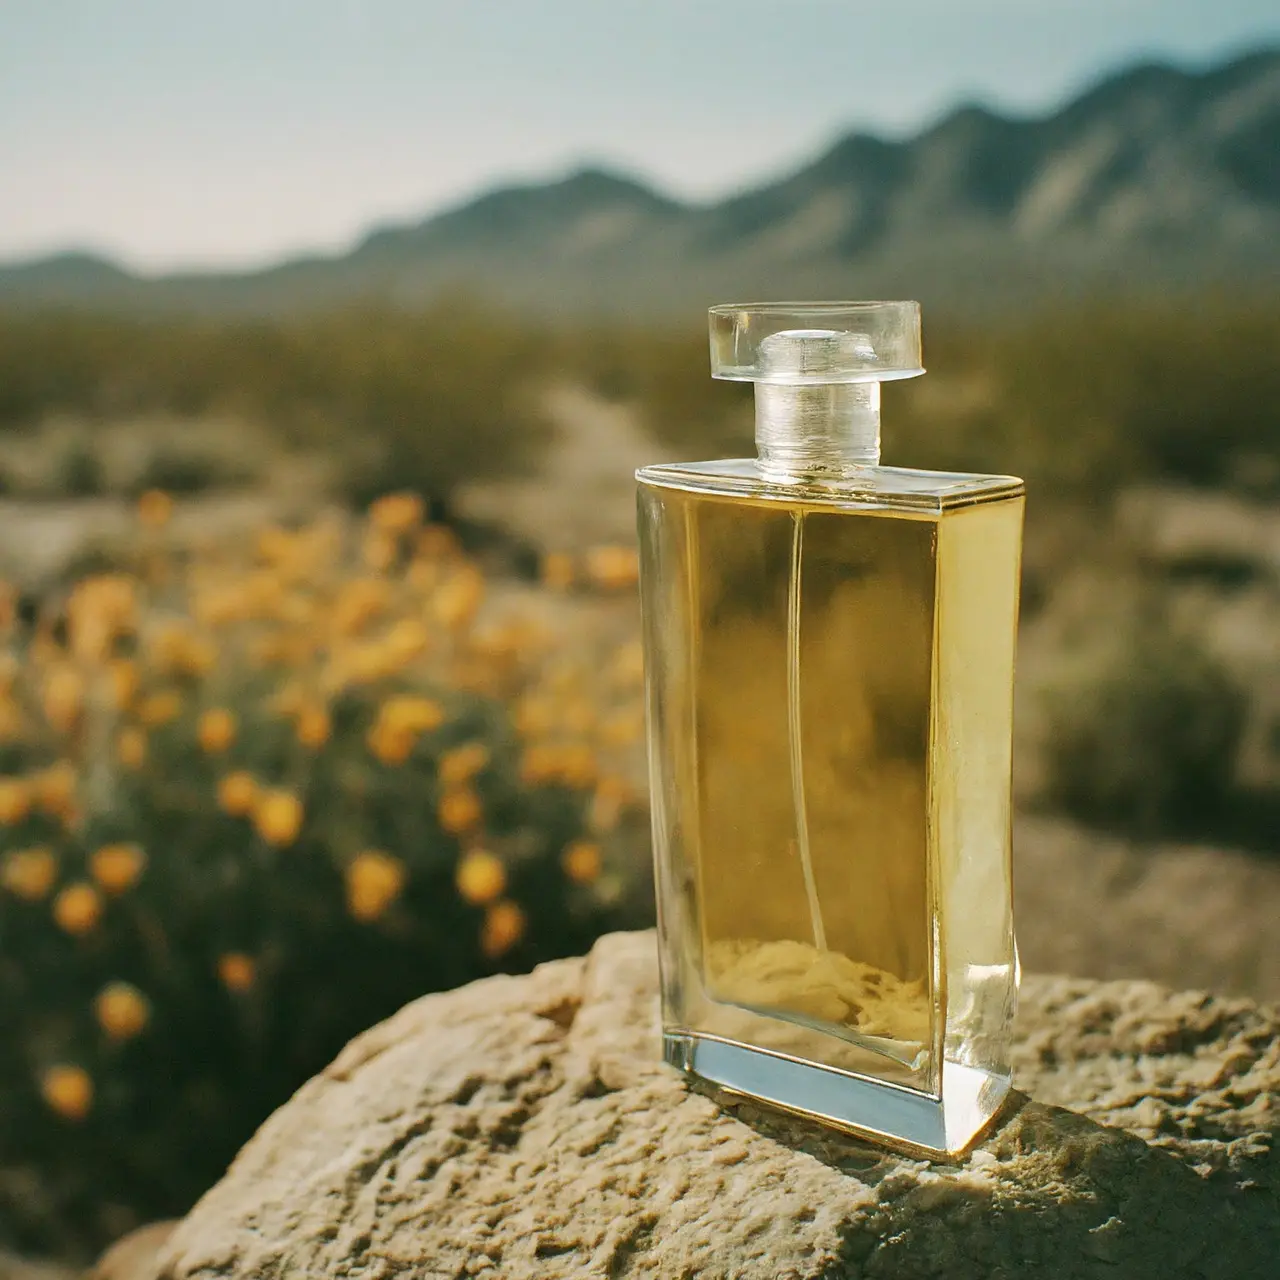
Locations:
636;302;1023;1156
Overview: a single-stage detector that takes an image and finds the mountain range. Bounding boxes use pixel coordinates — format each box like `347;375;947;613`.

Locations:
2;48;1277;317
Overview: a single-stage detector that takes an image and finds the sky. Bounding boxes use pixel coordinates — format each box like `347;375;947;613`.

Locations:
2;0;1278;271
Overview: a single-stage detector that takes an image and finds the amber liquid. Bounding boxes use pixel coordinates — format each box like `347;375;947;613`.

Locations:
640;478;1023;1111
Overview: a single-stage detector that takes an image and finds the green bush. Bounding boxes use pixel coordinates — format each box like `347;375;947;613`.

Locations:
0;499;651;1258
1041;622;1248;835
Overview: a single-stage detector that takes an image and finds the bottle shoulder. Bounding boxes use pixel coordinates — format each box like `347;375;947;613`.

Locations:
636;459;1024;515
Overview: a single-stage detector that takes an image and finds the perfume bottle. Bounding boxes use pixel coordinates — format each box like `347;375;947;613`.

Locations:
636;302;1023;1156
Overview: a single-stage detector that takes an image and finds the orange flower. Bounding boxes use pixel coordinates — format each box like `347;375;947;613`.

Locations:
383;618;429;665
217;771;258;817
455;848;506;906
561;840;602;885
53;882;102;935
252;789;304;846
481;900;526;959
218;952;257;993
116;726;147;769
41;1064;93;1121
333;579;390;636
42;666;85;735
137;489;173;528
1;847;57;901
434;566;485;629
362;530;398;573
107;659;139;710
0;776;31;824
138;689;182;727
197;707;237;754
295;704;331;750
151;624;216;677
94;981;150;1041
381;695;445;734
540;551;575;591
438;742;489;788
35;763;77;818
416;524;458;558
438;787;482;836
369;491;424;535
584;545;640;591
345;850;407;923
367;721;415;766
91;843;146;895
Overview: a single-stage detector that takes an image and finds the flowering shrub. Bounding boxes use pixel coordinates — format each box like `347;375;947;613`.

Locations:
0;492;649;1257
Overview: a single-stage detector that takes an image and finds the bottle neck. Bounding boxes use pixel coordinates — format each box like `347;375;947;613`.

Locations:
754;381;881;482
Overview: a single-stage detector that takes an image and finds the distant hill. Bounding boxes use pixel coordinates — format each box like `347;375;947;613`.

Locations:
2;48;1277;317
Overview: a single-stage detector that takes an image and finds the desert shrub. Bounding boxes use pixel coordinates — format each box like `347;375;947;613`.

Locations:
129;446;253;496
51;440;106;498
1041;622;1248;835
0;493;650;1258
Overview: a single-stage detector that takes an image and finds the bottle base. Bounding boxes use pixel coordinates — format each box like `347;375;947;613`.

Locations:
663;1029;1009;1159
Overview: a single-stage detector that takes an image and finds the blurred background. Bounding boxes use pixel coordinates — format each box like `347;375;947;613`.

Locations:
1;0;1278;1264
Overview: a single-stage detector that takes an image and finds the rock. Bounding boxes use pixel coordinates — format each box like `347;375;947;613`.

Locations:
0;1253;78;1280
156;931;1277;1279
91;1223;179;1280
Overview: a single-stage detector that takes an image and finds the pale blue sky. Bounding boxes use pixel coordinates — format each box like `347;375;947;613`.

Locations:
2;0;1277;270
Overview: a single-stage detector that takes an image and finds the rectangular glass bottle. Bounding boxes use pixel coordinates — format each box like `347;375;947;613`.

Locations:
637;303;1023;1156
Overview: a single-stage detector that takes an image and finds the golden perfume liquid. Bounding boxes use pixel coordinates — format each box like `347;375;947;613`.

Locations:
637;304;1023;1155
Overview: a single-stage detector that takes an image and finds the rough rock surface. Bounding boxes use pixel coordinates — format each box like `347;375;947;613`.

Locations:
156;930;1277;1279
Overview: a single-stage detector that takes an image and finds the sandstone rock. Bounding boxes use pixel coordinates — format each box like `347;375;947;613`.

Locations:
92;1223;179;1280
157;930;1277;1279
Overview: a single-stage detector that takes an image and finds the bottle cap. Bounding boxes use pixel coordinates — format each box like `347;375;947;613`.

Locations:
709;302;924;385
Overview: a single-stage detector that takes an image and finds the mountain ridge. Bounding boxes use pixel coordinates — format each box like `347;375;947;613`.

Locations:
2;47;1277;316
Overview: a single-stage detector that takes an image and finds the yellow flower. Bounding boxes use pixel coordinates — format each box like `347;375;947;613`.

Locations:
116;726;147;769
600;708;645;748
455;848;506;906
1;847;57;901
416;524;458;559
514;696;555;738
369;491;425;535
66;575;137;660
41;1064;93;1122
91;843;146;895
53;882;102;936
252;789;304;846
540;552;575;591
151;624;216;677
589;777;631;832
362;530;398;573
94;981;150;1041
383;618;429;665
438;787;482;836
197;707;237;754
481;900;526;959
0;776;31;825
584;545;640;591
345;850;407;923
367;720;415;766
35;763;77;819
438;742;489;788
107;659;140;710
434;566;485;629
561;840;602;885
218;952;256;993
217;771;259;817
138;689;182;727
42;665;85;735
382;695;445;734
333;579;390;636
137;489;173;528
295;703;332;750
